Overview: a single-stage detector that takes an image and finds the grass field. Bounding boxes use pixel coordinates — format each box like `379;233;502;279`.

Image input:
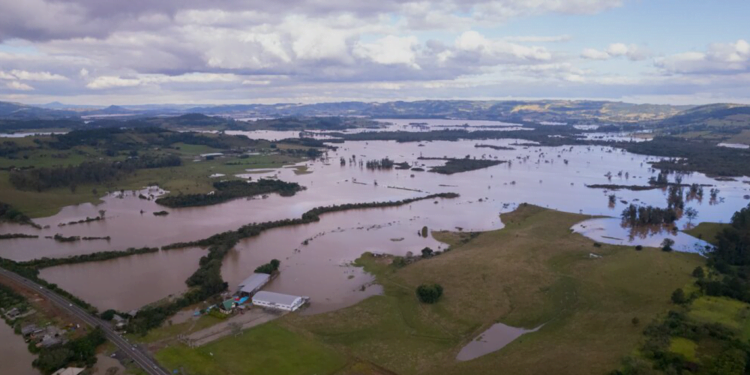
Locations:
276;204;702;375
0;152;305;218
684;222;729;246
688;296;750;341
155;322;348;375
150;205;703;374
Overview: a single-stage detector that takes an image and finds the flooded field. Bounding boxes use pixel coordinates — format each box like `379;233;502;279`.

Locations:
572;218;712;253
3;121;750;313
0;321;39;375
456;323;543;361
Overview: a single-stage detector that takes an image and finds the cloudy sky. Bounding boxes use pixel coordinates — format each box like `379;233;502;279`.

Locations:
0;0;748;105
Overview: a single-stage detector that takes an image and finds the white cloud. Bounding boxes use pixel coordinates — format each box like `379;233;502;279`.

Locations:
242;79;271;85
503;35;572;43
10;69;68;81
581;48;610;60
581;43;650;61
354;35;421;68
455;31;552;61
86;76;142;89
0;71;16;80
657;40;750;74
6;81;34;90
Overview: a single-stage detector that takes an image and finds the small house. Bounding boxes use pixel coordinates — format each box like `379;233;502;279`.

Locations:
21;324;38;337
252;291;306;312
220;299;236;314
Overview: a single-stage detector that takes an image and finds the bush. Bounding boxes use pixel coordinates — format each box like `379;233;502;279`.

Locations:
255;259;281;274
635;245;643;251
692;266;705;278
416;284;443;304
661;238;675;252
392;256;407;268
671;288;686;304
421;247;434;258
100;309;117;321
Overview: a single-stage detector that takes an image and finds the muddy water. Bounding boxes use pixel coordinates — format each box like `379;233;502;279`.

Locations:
456;323;543;361
40;247;206;311
5;124;750;313
0;321;40;375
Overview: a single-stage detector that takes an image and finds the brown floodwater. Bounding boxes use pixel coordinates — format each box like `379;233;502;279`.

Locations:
4;120;750;314
0;321;40;375
456;322;543;361
40;247;206;312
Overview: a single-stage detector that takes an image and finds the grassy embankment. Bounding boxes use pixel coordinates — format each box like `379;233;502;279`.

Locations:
154;204;702;375
684;222;730;246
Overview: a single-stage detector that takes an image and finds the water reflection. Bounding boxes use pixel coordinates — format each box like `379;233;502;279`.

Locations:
572;218;712;253
456;322;543;361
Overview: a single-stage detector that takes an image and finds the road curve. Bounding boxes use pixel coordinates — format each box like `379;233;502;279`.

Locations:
0;268;170;375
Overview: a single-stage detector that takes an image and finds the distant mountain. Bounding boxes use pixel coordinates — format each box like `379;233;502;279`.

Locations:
658;103;750;127
0;101;78;119
184;100;691;123
0;99;713;124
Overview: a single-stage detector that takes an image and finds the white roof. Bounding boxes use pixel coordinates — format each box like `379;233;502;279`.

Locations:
52;368;85;375
252;291;302;306
238;273;271;293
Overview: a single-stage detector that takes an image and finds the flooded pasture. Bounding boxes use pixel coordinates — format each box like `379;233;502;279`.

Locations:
572;218;713;253
3;119;749;314
0;321;40;375
456;322;543;361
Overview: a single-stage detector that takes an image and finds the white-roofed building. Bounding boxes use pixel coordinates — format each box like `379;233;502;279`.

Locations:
52;368;85;375
238;273;271;296
252;291;306;311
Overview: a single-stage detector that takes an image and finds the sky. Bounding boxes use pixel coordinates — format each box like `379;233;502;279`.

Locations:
0;0;748;106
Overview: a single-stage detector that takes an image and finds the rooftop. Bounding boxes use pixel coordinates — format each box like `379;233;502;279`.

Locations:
252;291;303;306
238;273;271;294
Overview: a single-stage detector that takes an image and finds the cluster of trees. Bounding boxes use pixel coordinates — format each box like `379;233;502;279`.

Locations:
667;185;685;210
128;235;237;334
617;136;750;177
50;127;248;152
20;247;158;269
254;259;281;274
621;204;678;226
613;203;750;374
32;328;106;375
329;126;587;147
416;284;444;304
616;311;750;375
365;158;395;170
155;179;303;208
0;233;39;240
474;144;515;151
9;154;180;192
422;158;504;175
0;282;26;310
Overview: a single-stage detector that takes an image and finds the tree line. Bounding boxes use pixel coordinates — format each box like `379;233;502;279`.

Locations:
9;155;180;192
20;247;159;269
621;204;678;226
155;179;303;208
128;193;459;334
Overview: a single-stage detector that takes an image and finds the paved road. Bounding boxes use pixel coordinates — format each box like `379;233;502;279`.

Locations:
0;268;169;375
